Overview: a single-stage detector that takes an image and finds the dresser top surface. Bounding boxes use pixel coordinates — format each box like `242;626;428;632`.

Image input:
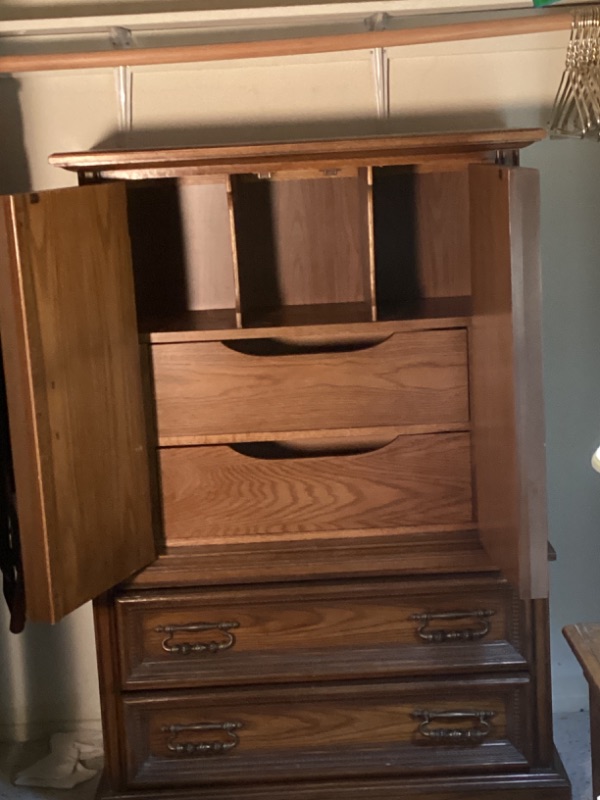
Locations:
49;127;546;178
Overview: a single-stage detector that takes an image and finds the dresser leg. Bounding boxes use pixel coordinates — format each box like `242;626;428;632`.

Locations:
591;683;600;800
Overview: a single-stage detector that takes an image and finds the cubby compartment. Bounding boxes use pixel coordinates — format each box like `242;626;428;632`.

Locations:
127;166;473;339
372;167;471;319
126;177;240;333
231;168;374;328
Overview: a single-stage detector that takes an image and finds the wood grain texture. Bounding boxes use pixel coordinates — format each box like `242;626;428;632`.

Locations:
38;134;562;800
373;168;470;309
152;329;469;441
564;618;600;791
529;599;554;766
51;131;546;176
177;179;237;311
232;171;371;318
1;17;571;75
115;576;523;689
590;683;600;800
563;623;600;690
416;170;471;299
143;296;472;342
125;529;492;589
0;184;156;622
469;165;548;600
96;769;571;800
122;677;529;788
125;180;238;325
159;432;473;544
94;595;129;790
0;202;52;617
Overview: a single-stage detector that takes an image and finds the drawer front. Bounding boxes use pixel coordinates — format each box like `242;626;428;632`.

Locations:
122;677;531;788
116;579;524;689
151;329;469;442
159;432;473;544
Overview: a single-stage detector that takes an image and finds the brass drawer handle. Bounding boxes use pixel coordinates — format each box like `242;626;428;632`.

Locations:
155;621;239;655
412;710;495;742
410;609;495;643
161;721;242;755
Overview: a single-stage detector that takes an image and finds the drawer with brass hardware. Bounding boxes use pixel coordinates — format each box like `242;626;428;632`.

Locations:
121;676;531;788
159;432;473;545
151;329;469;444
115;577;524;689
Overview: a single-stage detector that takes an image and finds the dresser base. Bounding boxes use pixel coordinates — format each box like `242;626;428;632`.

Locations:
97;765;571;800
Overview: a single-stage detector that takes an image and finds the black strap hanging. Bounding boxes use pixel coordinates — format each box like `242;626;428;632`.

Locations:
0;343;25;633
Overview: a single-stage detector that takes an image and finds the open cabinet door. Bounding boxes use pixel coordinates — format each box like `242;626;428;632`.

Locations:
469;164;548;600
0;183;156;624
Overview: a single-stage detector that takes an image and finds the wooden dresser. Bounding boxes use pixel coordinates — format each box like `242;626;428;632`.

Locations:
0;129;571;799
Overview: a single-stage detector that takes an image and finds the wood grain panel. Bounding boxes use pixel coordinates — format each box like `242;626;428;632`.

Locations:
152;329;469;441
563;622;600;690
94;595;129;790
0;184;155;622
469;165;548;600
126;180;238;328
372;169;470;312
144;297;471;342
564;617;600;794
232;171;371;319
50;129;546;177
122;677;530;788
159;432;473;544
126;529;493;590
115;577;523;689
96;772;571;800
177;178;237;312
416;170;471;298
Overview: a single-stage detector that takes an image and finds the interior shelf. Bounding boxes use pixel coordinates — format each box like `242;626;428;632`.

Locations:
130;165;473;337
142;297;471;342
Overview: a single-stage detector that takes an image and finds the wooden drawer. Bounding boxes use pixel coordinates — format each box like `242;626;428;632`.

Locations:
151;329;469;443
115;578;524;689
122;676;531;788
159;432;473;545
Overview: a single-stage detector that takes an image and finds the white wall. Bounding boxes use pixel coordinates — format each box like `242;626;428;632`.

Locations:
1;25;599;736
524;138;600;714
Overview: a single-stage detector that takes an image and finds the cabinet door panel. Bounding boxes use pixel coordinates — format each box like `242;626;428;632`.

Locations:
0;183;156;623
469;165;547;599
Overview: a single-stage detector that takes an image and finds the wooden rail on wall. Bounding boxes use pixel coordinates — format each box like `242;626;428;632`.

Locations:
0;11;572;73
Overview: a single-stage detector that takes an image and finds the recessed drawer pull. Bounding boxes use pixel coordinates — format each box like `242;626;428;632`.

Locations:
155;622;240;655
229;437;397;460
410;609;495;643
412;710;495;742
161;721;243;755
221;335;392;357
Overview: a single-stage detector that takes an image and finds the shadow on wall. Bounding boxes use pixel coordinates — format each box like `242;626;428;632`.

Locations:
0;76;30;194
0;75;96;743
92;109;510;151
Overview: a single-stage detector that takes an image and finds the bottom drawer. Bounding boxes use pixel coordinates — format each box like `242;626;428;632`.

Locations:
123;677;531;788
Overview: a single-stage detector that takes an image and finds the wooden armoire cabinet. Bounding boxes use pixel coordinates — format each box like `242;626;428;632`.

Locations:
0;129;571;800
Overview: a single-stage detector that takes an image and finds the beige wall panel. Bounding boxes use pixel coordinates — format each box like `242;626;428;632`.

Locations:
132;59;375;127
